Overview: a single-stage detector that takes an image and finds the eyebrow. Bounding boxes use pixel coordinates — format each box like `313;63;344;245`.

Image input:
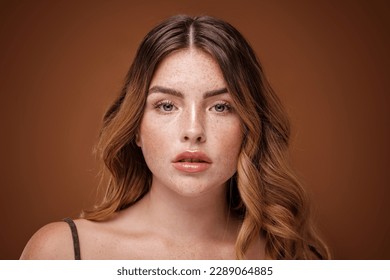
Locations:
148;86;229;98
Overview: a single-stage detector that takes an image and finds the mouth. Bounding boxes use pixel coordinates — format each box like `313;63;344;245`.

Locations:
172;151;212;173
177;158;208;163
172;151;212;164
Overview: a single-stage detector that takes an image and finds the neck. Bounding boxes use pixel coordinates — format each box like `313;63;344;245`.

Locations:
138;180;238;242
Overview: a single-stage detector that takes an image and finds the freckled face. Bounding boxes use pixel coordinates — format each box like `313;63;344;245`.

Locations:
136;49;243;197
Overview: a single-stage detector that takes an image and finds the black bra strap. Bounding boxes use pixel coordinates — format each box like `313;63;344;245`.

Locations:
63;218;81;260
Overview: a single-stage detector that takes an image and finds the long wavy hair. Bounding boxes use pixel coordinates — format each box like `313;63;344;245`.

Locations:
83;15;330;259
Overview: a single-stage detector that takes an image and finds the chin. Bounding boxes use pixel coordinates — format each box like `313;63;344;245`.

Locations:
170;180;227;198
175;186;211;197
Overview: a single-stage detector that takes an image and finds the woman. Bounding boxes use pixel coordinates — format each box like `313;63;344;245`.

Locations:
21;15;330;260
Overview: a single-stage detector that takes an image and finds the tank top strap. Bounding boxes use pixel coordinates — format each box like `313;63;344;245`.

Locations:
63;218;81;260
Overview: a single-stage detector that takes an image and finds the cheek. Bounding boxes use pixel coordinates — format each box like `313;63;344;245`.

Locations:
137;116;174;165
210;118;243;165
139;114;164;145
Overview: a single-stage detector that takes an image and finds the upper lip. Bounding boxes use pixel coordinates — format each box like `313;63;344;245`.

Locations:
172;151;212;163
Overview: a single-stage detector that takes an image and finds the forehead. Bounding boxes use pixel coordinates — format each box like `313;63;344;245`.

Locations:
150;48;227;90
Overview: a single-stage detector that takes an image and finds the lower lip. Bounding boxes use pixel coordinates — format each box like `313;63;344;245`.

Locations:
172;162;211;173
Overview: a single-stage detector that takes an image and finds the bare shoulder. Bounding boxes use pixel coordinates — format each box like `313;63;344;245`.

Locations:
20;221;74;260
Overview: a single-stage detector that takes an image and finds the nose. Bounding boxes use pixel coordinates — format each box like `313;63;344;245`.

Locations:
180;106;206;144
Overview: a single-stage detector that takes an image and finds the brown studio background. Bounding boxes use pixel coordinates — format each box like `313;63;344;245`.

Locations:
0;0;389;259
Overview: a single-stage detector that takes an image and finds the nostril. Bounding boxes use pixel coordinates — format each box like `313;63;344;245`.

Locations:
181;134;206;143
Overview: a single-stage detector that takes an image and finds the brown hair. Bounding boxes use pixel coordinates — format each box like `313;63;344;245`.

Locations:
83;15;330;259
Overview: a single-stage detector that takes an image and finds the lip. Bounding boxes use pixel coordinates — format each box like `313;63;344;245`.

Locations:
172;151;212;173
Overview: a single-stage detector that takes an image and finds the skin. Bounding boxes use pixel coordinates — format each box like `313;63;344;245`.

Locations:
20;48;265;259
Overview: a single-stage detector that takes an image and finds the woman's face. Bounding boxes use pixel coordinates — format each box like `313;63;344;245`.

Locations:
137;49;243;197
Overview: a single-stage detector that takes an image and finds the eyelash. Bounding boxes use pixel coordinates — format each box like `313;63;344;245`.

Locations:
210;102;232;113
153;100;176;113
152;100;233;114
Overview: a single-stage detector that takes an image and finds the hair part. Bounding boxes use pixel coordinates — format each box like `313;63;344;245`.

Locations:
82;15;330;260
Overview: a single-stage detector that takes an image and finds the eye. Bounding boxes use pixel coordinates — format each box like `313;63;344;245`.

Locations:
154;100;176;112
162;103;174;111
211;102;231;113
